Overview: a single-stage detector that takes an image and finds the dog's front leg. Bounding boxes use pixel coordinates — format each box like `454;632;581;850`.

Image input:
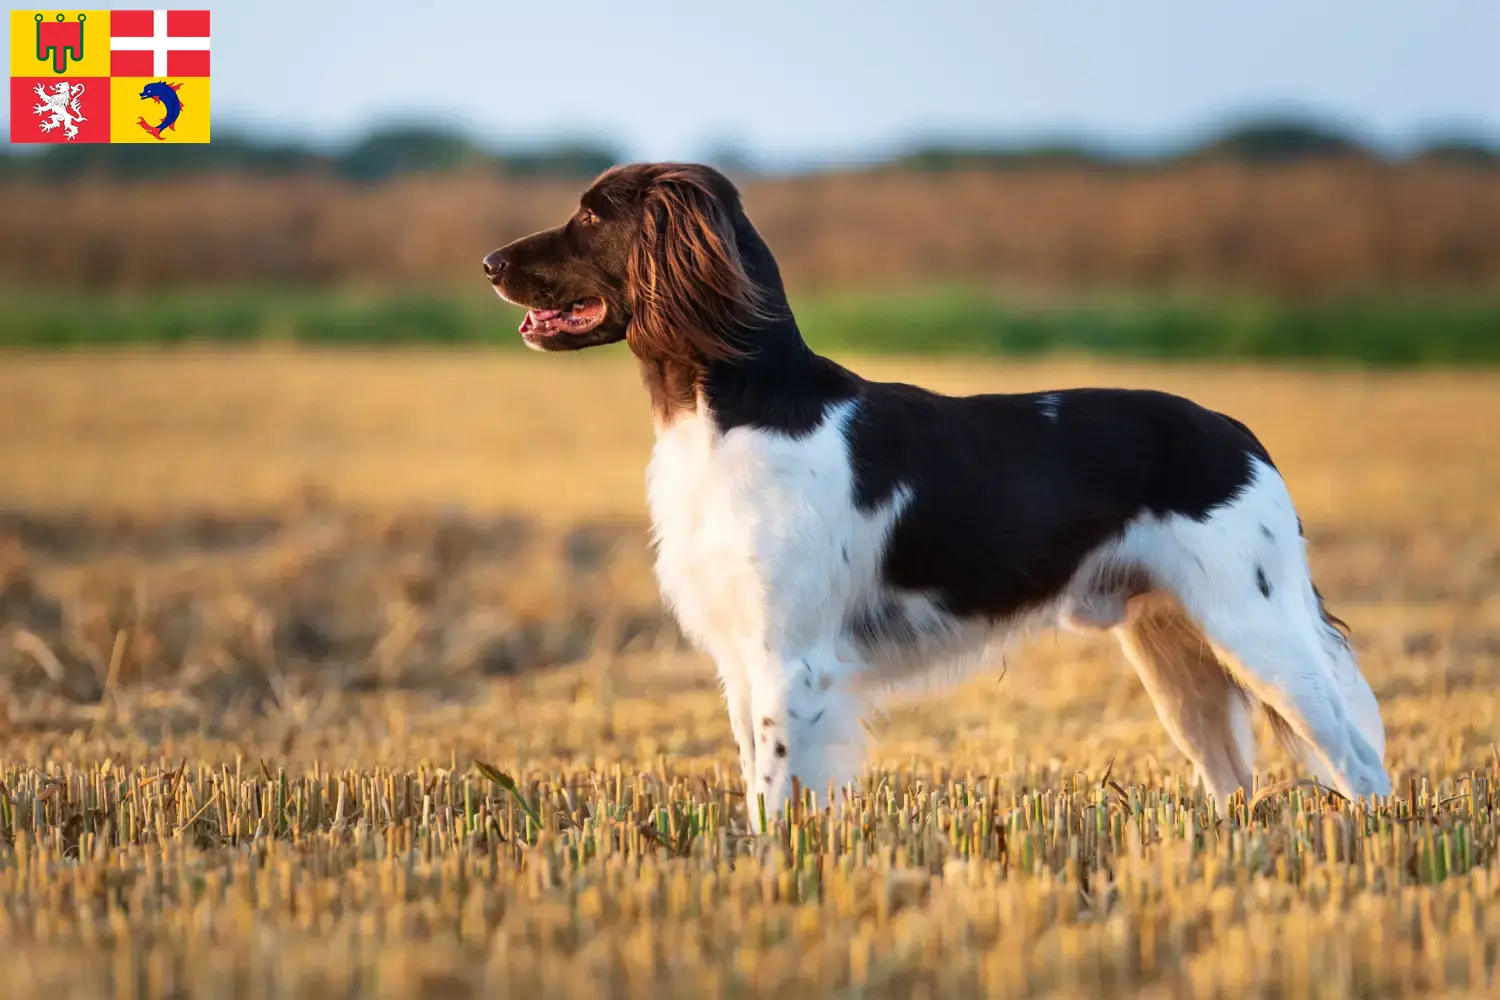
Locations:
748;645;865;827
717;664;757;800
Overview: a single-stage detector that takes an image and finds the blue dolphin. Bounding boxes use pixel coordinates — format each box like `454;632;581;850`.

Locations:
137;81;184;139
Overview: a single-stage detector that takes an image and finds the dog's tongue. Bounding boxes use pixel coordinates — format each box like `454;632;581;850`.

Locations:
519;308;564;334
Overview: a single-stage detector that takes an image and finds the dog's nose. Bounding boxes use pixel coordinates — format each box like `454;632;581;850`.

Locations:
482;250;508;280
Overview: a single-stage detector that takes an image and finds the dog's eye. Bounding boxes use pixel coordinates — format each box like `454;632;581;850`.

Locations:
577;209;600;226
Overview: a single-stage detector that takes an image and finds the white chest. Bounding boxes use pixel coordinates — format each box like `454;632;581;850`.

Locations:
646;411;761;647
643;403;1019;698
644;402;888;656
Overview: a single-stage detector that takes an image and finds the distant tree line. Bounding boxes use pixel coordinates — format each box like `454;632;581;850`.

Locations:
1;117;1495;182
0;129;623;182
887;121;1498;172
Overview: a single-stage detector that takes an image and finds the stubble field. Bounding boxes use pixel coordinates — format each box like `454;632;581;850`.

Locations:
2;350;1500;998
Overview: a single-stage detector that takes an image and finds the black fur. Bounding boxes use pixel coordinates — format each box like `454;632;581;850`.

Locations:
843;384;1270;620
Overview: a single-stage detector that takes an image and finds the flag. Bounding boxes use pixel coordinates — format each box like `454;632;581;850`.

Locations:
9;8;209;143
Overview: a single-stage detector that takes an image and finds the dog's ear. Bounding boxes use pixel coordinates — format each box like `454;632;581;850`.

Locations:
626;166;773;363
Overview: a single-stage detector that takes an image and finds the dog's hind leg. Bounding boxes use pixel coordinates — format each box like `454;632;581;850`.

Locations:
1195;606;1387;799
1149;463;1390;800
1115;597;1255;805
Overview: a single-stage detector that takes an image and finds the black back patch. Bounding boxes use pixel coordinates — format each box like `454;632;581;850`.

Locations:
844;386;1271;621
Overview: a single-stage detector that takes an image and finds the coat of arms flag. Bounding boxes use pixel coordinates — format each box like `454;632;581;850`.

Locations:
9;8;210;143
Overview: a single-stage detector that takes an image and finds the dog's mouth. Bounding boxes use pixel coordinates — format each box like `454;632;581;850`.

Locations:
518;298;607;343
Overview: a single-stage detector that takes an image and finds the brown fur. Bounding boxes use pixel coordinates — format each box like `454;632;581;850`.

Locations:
1117;596;1256;797
486;162;785;422
608;164;779;419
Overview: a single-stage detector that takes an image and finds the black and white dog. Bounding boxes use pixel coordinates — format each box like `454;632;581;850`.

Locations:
484;162;1390;816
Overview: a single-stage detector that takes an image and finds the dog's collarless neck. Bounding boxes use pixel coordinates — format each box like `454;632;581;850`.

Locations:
702;332;857;438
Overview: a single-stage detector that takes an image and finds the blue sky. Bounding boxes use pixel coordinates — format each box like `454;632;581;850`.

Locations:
8;0;1499;161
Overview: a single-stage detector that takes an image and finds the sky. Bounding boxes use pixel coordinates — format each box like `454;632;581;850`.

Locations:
7;0;1500;162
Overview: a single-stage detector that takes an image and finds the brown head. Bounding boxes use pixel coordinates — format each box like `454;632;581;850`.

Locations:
483;163;788;416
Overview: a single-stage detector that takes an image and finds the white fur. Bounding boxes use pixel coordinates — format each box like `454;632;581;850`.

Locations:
1037;393;1062;422
648;402;1389;821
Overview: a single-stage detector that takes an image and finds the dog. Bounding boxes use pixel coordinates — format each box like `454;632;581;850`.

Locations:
484;162;1391;819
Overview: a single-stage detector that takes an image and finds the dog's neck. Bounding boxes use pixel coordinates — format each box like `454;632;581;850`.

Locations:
635;220;856;436
636;314;839;435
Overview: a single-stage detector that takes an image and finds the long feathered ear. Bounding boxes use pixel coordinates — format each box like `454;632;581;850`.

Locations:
626;166;776;363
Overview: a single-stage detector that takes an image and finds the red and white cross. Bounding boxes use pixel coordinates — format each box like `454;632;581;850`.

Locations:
110;10;211;77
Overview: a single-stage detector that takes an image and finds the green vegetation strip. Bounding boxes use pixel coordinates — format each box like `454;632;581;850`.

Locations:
1;289;1497;365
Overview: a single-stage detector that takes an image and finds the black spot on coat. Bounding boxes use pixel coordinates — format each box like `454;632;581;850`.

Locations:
1255;565;1271;598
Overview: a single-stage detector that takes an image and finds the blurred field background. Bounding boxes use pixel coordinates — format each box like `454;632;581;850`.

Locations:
4;127;1500;361
4;1;1500;996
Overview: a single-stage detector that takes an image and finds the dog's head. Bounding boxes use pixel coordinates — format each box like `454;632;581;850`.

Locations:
484;163;777;359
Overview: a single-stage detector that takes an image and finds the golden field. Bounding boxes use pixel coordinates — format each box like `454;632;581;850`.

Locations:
2;350;1500;998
